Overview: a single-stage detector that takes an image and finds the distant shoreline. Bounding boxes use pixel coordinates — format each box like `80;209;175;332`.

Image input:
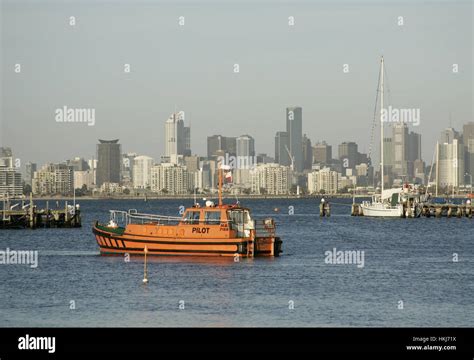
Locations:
12;193;472;201
25;194;362;201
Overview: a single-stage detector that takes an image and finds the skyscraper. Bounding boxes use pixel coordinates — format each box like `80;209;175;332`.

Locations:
286;107;303;172
165;111;186;164
207;135;237;158
312;141;332;166
133;155;154;189
463;122;474;179
25;162;37;187
0;148;22;197
462;122;474;144
96;139;122;186
439;127;461;144
437;139;464;188
184;126;191;156
302;134;313;171
392;123;409;178
407;131;422;162
274;131;290;166
338;141;358;172
236;135;255;158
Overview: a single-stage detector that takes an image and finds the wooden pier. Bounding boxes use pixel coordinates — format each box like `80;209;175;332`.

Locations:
0;194;81;229
420;204;472;218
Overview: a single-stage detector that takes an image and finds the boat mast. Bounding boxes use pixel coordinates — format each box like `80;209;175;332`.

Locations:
436;141;439;197
380;56;385;195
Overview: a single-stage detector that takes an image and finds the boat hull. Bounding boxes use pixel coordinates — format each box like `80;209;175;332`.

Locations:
92;222;281;257
360;204;404;217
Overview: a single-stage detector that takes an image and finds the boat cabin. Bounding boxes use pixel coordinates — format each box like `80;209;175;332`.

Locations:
180;204;254;238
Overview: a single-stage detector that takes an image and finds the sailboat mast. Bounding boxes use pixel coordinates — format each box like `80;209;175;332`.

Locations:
380;56;385;194
436;141;439;197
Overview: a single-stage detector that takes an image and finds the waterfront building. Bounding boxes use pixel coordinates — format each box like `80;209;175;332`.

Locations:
437;139;465;189
150;163;190;195
307;167;339;194
32;163;73;195
133;156;154;189
250;163;290;195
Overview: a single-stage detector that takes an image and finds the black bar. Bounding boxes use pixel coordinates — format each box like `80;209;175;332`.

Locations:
0;328;472;357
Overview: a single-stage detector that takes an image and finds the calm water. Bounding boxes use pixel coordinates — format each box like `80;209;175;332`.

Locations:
0;198;473;327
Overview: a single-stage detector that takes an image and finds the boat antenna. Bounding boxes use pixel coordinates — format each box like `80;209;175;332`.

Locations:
218;165;223;207
380;56;385;195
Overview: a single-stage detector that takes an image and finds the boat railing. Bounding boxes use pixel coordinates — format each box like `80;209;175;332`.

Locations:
109;210;183;225
254;218;276;237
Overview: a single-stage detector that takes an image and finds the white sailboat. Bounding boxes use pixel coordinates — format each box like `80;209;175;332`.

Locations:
360;56;404;217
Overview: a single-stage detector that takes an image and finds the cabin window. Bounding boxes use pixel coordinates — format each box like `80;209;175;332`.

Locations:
185;211;201;224
204;211;221;224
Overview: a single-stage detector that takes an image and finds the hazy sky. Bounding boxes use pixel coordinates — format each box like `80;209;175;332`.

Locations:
1;0;473;169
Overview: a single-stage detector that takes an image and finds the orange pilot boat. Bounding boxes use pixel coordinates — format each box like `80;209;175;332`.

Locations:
92;168;282;258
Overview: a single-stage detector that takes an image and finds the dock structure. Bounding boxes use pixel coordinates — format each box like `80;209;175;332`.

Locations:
0;194;81;229
420;203;472;218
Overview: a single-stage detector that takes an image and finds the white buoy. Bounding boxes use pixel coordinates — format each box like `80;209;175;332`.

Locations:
143;246;148;284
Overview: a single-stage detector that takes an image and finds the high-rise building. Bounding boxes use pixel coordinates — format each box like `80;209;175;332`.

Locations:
462;122;474;144
466;139;474;180
184;126;191;156
437;139;464;189
383;138;394;169
165;111;186;164
184;155;200;173
74;170;95;190
25;162;37;187
96;139;121;186
207;135;237;158
463;122;474;179
133;156;154;189
87;159;98;185
302;134;313;171
307;167;339;194
338;141;358;173
407;131;422;162
32;163;73;195
0;147;22;197
250;163;290;195
274;131;290;166
121;152;137;185
392;123;409;178
312;141;332;165
66;157;89;171
286;107;303;172
150;163;190;194
236;135;255;158
439;127;461;144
